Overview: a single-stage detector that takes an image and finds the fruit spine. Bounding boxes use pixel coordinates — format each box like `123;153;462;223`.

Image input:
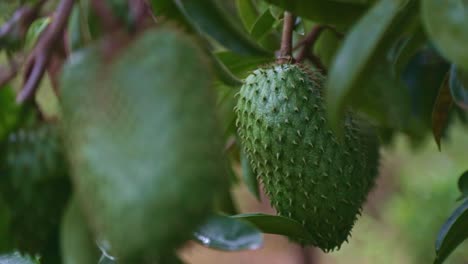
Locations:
235;63;379;251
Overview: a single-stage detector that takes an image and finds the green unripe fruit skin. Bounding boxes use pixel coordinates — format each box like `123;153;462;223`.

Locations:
235;64;379;251
60;27;227;260
0;123;70;254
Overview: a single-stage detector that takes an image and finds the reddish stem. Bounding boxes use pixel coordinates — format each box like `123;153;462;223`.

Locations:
17;0;75;103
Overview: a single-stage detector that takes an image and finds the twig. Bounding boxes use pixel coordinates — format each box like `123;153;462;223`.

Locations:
295;26;327;63
0;0;46;41
17;0;75;103
277;11;295;64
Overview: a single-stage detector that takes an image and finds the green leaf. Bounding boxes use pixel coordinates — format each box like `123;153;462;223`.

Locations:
250;9;276;40
174;0;271;56
263;0;368;27
0;85;20;141
422;0;468;72
25;17;50;50
326;0;410;134
235;0;258;32
392;24;427;75
231;213;312;241
0;252;39;264
349;63;412;130
449;65;468;110
193;214;263;251
209;51;243;86
431;72;452;151
61;199;100;264
434;199;468;264
216;51;274;78
457;171;468;201
328;0;372;4
240;150;260;201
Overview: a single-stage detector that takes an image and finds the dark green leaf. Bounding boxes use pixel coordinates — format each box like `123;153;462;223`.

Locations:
216;51;273;78
235;0;258;32
193;214;263;251
431;72;452;151
263;0;368;27
449;65;468;110
0;252;39;264
326;0;410;133
434;199;468;264
457;171;468;201
240;150;260;201
231;213;312;241
350;63;412;130
250;9;276;40
174;0;271;56
0;85;20;141
392;24;428;75
328;0;371;4
313;28;342;68
209;52;243;86
422;0;468;72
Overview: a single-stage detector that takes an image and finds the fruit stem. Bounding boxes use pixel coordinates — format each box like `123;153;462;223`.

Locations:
277;11;295;64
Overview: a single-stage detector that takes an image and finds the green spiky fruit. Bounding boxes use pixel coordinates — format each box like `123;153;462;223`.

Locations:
235;64;379;251
60;27;227;260
0;123;71;255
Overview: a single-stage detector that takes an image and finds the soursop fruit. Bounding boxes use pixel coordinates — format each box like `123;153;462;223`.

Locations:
0;123;71;255
235;64;379;251
60;27;227;260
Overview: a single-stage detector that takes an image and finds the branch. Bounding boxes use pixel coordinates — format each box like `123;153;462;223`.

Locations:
295;26;326;63
277;11;295;64
0;0;45;41
17;0;75;103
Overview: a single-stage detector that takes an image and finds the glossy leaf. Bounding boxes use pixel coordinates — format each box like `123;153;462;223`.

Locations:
327;0;408;133
431;72;452;151
231;213;312;241
449;65;468;110
174;0;271;56
263;0;368;27
0;252;39;264
457;171;468;201
193;214;263;251
216;51;274;78
209;51;243;86
236;0;258;32
250;9;276;40
422;0;468;72
434;199;468;264
240;150;260;201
